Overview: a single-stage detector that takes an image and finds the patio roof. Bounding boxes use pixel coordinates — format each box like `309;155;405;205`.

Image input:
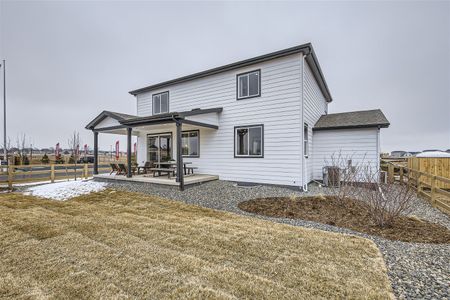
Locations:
85;107;223;131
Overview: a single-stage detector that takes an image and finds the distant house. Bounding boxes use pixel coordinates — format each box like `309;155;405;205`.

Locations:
86;43;390;190
390;151;406;158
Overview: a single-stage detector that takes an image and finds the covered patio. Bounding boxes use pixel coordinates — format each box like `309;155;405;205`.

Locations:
85;107;222;190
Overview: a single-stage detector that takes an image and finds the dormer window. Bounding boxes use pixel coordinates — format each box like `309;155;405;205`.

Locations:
152;91;169;115
237;70;260;100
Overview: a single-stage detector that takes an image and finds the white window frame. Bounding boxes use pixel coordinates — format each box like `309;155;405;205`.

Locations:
237;70;261;100
181;130;200;158
234;124;264;158
304;123;309;158
152;91;169;115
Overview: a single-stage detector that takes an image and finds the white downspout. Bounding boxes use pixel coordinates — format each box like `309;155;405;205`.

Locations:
301;54;308;192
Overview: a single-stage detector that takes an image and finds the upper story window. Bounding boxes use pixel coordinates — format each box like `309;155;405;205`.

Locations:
235;125;263;158
152;91;169;115
237;70;260;100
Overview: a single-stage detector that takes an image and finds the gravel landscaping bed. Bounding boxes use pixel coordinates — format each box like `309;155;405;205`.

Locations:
98;178;450;299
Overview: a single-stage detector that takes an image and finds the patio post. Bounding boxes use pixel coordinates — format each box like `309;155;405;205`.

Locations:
127;127;132;178
176;121;184;191
93;131;98;175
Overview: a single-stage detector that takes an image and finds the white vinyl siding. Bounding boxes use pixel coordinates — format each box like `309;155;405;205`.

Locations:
312;128;380;181
303;61;328;183
136;53;303;186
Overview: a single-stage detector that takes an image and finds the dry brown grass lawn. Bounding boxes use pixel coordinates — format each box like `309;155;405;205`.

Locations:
0;189;393;299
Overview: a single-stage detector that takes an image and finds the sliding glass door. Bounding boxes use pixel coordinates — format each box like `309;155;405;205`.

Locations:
147;133;172;165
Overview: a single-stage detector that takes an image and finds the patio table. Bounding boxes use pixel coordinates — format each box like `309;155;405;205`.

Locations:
154;161;192;175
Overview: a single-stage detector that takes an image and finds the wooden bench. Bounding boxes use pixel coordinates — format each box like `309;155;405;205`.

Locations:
185;166;198;175
150;168;176;178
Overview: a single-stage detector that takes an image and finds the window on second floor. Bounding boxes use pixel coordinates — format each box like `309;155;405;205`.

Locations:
237;70;260;100
152;91;169;115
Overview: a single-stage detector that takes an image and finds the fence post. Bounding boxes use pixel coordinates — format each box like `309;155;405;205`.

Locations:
50;164;55;183
399;167;404;184
417;173;422;195
407;168;411;188
7;165;13;190
84;164;88;179
388;164;394;183
431;175;436;206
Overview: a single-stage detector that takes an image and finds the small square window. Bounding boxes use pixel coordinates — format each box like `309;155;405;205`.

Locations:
152;91;169;115
237;70;260;100
235;125;263;158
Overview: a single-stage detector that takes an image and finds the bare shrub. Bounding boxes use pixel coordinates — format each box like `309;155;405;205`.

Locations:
325;152;415;228
357;167;415;228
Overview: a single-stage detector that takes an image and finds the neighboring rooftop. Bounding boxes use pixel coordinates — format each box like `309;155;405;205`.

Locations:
416;151;450;158
128;43;332;102
313;109;390;131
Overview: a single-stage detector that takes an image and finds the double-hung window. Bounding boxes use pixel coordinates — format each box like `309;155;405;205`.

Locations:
182;130;199;157
237;70;260;99
235;125;263;157
304;123;309;157
152;91;169;115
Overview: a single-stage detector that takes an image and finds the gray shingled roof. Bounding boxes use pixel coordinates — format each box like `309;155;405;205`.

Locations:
106;111;136;120
85;110;137;130
313;109;390;130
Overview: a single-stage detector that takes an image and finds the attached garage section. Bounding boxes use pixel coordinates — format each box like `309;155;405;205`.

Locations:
312;128;380;180
310;109;390;182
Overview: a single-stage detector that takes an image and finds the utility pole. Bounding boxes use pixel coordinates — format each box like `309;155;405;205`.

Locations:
1;60;6;165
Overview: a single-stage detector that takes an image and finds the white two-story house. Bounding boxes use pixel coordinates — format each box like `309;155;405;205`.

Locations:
86;43;389;190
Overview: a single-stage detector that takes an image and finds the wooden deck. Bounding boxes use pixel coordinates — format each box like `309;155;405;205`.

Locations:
94;173;219;186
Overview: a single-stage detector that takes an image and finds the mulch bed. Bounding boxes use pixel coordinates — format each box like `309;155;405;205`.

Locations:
238;196;450;244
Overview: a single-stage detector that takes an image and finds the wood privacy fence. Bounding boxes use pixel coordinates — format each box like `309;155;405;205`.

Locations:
0;164;111;189
383;161;450;215
407;157;450;189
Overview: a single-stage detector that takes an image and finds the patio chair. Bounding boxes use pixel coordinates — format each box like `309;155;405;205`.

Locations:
117;163;128;176
110;163;119;175
138;161;153;174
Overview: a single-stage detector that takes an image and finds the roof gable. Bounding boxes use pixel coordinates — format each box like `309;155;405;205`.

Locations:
85;111;136;130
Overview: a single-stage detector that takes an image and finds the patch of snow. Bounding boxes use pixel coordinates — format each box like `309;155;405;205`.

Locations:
416;151;450;158
23;180;107;201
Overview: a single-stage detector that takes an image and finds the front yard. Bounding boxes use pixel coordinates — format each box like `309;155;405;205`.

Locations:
0;190;393;299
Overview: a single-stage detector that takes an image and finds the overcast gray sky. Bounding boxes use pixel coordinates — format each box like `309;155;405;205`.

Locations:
1;1;449;152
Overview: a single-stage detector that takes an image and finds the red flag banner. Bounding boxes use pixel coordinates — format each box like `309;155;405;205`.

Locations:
55;143;60;156
115;141;120;160
134;142;137;155
76;144;80;156
84;144;88;156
